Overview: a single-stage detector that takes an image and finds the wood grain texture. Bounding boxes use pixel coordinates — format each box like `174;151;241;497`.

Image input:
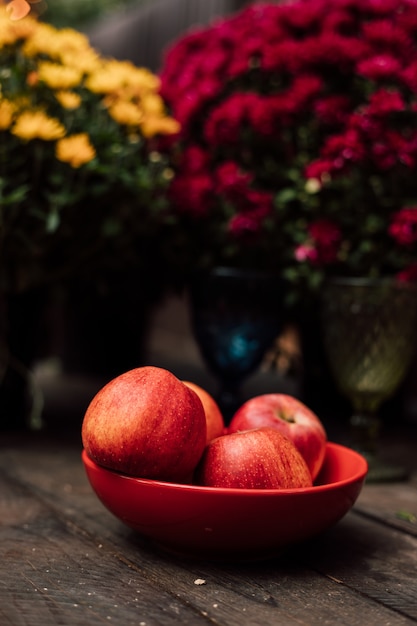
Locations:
1;434;416;625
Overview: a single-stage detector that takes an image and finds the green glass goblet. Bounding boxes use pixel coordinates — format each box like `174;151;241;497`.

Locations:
320;277;417;482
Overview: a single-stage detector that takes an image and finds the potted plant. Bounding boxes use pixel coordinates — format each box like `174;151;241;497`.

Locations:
158;0;417;412
159;0;417;291
0;5;179;428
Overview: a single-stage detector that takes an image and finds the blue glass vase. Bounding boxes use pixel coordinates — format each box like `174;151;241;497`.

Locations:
188;267;285;421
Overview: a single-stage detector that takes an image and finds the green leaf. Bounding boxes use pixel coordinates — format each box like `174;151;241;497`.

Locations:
275;188;298;205
46;211;60;233
395;510;416;523
0;184;30;205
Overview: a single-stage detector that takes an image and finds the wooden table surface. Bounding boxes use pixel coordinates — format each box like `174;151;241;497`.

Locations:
1;426;417;626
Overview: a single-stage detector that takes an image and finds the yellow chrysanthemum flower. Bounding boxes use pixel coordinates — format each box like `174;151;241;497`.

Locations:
55;91;82;110
12;110;66;141
55;133;96;168
108;100;143;127
22;21;91;61
85;59;159;97
52;28;91;56
127;66;161;93
140;94;165;116
0;13;15;47
85;64;129;95
0;98;15;130
21;20;57;57
37;61;83;91
140;116;180;139
59;49;101;75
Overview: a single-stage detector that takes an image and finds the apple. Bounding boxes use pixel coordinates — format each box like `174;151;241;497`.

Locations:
81;366;207;482
183;380;225;443
194;427;313;489
228;394;327;480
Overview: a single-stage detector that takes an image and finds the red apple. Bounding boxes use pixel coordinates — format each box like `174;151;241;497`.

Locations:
81;366;207;482
228;394;327;481
183;381;225;443
194;427;312;489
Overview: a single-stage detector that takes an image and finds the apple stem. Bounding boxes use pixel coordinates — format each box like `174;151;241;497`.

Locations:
276;410;296;424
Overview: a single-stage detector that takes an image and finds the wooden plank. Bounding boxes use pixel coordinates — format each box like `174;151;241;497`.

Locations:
1;437;416;625
0;473;213;626
300;512;417;622
354;481;417;538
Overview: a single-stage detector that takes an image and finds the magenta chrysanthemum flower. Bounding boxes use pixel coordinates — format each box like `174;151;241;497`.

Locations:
314;95;351;126
397;263;417;281
389;207;417;245
295;244;318;263
357;55;402;80
204;92;258;146
304;159;335;182
228;203;271;238
215;161;253;197
367;88;405;115
178;145;210;174
168;174;214;217
322;128;366;167
308;220;342;265
361;18;412;60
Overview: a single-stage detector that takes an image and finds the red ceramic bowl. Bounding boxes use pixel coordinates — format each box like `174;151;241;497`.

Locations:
82;442;367;560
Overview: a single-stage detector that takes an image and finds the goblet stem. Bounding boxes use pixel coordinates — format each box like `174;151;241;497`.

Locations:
350;411;380;458
349;411;408;483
